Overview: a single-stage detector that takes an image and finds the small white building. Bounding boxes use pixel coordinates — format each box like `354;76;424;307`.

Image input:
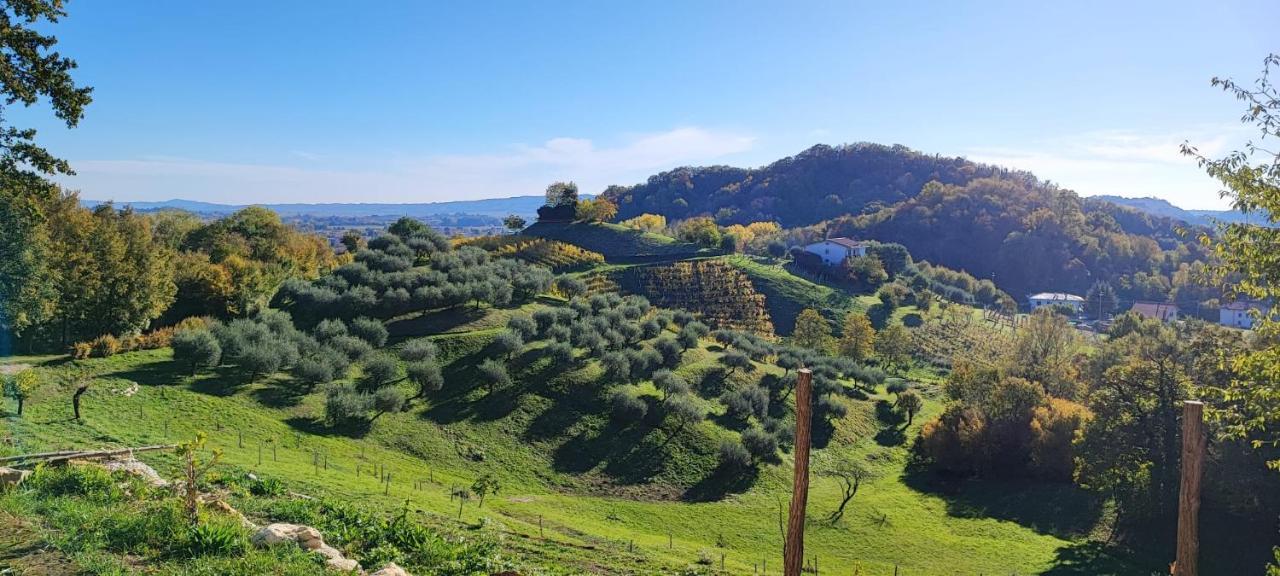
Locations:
1220;300;1272;329
803;238;869;266
1028;292;1085;314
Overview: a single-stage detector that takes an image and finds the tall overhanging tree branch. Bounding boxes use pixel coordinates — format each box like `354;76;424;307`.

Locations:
1182;53;1280;470
0;0;93;187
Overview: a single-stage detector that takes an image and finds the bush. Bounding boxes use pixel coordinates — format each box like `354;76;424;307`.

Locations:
329;335;373;361
601;351;631;383
722;386;769;421
918;404;988;474
325;385;372;426
71;341;93;359
28;464;121;499
179;519;248;557
653;369;689;400
90;334;121;358
721;351;753;374
718;439;752;470
313;318;348;342
506;315;537;339
406;360;443;396
609;391;648;423
740;427;778;461
361;352;399;390
546;341;574;366
493;330;524;359
172;329;222;375
477;359;511;393
399;338;438;362
292;357;335;387
350;317;389;348
1029;398;1092;481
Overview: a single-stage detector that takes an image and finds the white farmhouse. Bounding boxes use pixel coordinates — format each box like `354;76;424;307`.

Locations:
803;238;869;266
1028;292;1085;314
1220;300;1272;329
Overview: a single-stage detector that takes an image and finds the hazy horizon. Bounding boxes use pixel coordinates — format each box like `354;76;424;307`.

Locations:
16;1;1278;210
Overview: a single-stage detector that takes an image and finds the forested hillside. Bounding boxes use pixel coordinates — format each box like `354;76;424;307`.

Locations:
603;143;1214;302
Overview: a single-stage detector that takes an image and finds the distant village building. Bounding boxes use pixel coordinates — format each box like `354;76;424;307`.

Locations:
1130;301;1179;323
803;238;869;266
1028;292;1085;314
1219;300;1272;329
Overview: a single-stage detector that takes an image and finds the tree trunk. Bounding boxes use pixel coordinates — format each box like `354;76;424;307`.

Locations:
16;397;24;416
73;385;89;420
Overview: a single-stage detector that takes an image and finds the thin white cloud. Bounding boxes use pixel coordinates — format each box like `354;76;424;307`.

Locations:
964;127;1246;210
61;127;757;204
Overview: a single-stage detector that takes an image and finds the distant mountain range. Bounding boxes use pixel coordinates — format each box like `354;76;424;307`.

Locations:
81;195;557;220
1092;195;1273;227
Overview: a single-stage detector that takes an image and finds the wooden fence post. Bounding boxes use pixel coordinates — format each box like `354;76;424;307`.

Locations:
783;369;813;576
1173;401;1206;576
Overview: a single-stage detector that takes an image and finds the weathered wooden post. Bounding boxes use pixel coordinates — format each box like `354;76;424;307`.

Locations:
1173;401;1206;576
783;369;813;576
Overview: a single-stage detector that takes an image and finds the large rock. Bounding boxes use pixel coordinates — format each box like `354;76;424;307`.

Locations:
100;459;169;488
0;466;30;491
370;563;411;576
251;523;360;572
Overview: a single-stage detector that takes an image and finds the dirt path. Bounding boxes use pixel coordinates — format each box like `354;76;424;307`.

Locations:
0;363;32;375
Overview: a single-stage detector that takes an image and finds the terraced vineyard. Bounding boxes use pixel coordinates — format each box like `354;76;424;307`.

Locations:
910;307;1014;368
614;259;776;335
460;235;605;271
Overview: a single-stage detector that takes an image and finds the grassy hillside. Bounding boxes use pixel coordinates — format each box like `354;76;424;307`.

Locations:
523;221;704;263
0;309;1162;575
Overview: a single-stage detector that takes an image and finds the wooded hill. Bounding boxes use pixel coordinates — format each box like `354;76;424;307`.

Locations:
603;143;1215;302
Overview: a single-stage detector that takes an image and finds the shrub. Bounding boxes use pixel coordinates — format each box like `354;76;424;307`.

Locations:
406;360;443;396
718;439;752;470
399;338;438;363
325;385;372;426
740;427;778;461
1029;398;1092;481
506;315;537;339
179;519;248;557
601;351;631;383
546;341;574;366
652;369;689;400
172;329;222;375
609;391;648;423
722;386;769;421
721;351;753;374
361;352;399;390
90;334;121;358
28;464;121;499
350;317;389;348
477;359;511;393
918;404;988;474
493;330;524;359
330;334;373;361
313;318;348;342
653;336;682;367
71;341;93;359
293;357;335;387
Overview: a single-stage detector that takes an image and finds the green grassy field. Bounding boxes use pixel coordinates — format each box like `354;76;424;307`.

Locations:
0;307;1157;575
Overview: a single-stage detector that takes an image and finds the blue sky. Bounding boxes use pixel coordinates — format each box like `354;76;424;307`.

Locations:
14;0;1278;208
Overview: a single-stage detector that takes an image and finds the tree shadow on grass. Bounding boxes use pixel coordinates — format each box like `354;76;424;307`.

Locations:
903;470;1105;540
387;308;491;339
251;378;311;409
284;415;372;439
1039;541;1151;576
873;424;907;447
682;463;760;502
108;359;188;388
551;416;657;479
